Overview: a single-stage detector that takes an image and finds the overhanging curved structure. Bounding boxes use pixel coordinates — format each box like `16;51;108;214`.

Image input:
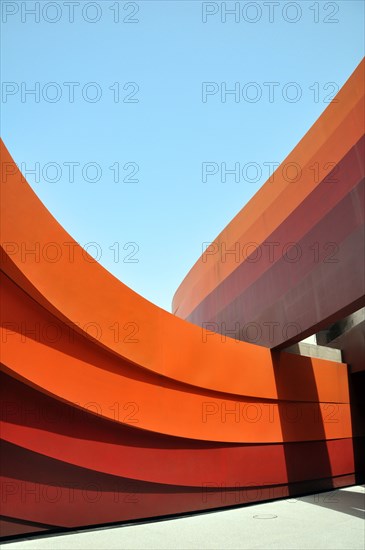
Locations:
1;59;364;540
173;59;365;350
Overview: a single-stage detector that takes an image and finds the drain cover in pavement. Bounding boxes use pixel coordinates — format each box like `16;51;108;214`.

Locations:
253;514;278;519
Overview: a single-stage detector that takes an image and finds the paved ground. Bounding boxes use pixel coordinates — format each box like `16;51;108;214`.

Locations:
2;486;364;550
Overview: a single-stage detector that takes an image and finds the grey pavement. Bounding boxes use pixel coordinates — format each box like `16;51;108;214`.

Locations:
1;485;364;550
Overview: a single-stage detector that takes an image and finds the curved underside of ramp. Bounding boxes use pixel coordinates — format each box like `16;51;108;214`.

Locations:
173;60;365;349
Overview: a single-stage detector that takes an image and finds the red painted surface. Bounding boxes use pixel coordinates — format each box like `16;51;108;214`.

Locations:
1;441;359;529
173;61;365;349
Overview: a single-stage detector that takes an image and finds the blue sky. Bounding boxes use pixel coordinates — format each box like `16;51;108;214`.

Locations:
1;0;364;311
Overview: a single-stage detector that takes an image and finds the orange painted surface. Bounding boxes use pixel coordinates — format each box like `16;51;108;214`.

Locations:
0;274;352;443
1;60;363;539
172;59;365;320
0;370;356;486
0;141;350;404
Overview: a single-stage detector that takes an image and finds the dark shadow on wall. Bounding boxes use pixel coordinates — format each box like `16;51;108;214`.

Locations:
348;370;365;485
271;350;333;497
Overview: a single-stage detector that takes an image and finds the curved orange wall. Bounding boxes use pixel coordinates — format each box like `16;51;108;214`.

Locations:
172;59;365;349
1;59;364;540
